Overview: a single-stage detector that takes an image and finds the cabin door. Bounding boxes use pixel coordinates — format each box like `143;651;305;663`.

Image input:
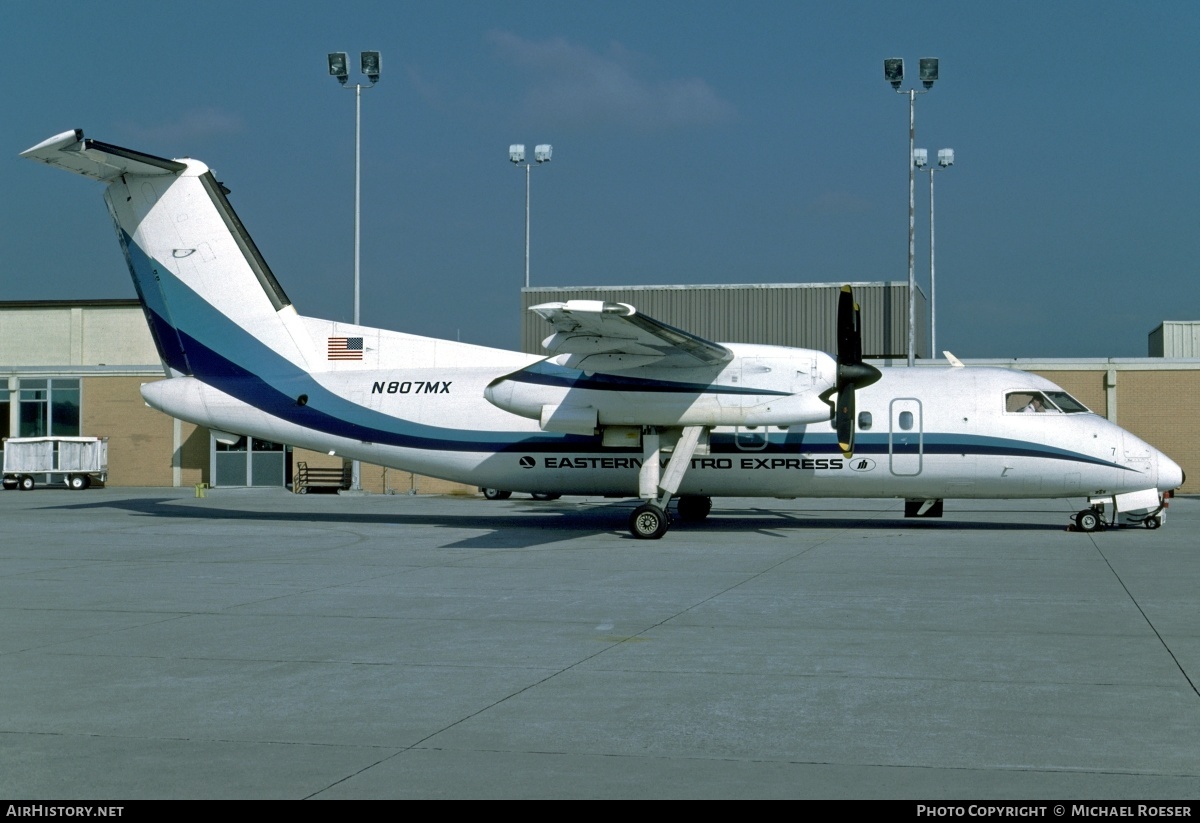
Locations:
889;398;923;476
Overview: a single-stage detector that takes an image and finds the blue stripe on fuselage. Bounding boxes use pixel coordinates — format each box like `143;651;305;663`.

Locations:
126;238;1132;470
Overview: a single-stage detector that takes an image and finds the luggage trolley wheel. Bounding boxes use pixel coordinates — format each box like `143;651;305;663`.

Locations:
18;475;35;491
68;474;91;491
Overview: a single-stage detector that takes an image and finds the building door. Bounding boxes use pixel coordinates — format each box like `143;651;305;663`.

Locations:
211;435;288;487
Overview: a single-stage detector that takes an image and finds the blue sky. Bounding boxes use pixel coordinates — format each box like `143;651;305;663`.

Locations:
2;0;1196;358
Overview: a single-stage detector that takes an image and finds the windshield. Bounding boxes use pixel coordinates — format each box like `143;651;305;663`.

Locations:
1005;390;1091;414
1043;391;1090;413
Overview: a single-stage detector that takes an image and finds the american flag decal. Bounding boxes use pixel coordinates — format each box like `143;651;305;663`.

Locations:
327;337;364;361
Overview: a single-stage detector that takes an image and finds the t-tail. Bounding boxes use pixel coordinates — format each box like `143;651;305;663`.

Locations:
20;130;317;379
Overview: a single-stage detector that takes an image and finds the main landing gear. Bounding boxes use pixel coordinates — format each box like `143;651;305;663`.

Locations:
627;425;710;540
627;494;713;540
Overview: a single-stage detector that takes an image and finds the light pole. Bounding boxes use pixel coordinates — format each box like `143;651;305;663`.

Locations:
329;50;380;493
884;57;938;366
914;147;954;358
509;144;552;289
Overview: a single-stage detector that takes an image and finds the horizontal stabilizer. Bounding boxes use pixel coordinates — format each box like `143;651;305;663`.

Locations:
20;129;186;182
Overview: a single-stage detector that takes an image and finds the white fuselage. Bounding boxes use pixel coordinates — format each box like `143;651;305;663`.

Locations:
140;331;1181;502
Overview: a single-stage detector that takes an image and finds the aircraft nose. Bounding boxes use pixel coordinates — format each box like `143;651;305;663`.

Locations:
1158;451;1184;492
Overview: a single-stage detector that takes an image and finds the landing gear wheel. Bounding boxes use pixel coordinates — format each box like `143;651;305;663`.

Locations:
530;492;561;501
1075;508;1101;532
18;475;35;491
68;474;90;491
482;488;512;500
1144;515;1161;530
676;495;712;522
629;503;671;540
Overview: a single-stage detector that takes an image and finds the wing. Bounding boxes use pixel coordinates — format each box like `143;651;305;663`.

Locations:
532;300;732;373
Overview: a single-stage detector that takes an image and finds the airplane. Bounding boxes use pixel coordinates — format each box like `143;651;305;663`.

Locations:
20;129;1185;539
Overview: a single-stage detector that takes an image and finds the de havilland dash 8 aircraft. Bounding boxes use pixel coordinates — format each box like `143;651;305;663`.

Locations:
20;130;1184;539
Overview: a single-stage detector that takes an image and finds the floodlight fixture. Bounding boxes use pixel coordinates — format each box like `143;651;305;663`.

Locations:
510;144;526;164
919;57;939;89
938;148;954;168
361;51;381;84
884;58;904;90
328;52;349;84
913;148;929;168
534;144;552;163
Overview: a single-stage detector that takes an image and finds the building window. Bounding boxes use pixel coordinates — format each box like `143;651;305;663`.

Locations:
18;379;80;437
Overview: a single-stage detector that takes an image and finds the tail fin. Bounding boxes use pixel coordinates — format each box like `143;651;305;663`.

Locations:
21;130;316;378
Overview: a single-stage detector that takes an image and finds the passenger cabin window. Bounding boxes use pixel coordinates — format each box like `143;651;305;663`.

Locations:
858;411;873;431
898;411;914;431
1005;391;1087;414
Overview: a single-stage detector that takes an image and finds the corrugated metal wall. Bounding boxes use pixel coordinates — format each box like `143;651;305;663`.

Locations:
1149;322;1200;358
520;282;927;358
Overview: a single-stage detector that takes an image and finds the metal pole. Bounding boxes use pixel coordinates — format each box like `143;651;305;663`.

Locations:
907;89;916;367
354;84;362;326
351;83;362;491
929;167;936;359
524;162;531;289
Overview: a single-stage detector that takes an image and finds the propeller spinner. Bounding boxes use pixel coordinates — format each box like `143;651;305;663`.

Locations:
834;285;882;457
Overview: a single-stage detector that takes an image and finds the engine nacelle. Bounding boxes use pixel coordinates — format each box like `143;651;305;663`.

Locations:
485;367;835;429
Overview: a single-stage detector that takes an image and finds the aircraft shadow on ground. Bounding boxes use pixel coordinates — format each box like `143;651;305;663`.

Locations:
35;497;1069;549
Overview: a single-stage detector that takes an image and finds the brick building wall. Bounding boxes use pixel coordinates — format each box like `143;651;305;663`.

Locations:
81;376;208;487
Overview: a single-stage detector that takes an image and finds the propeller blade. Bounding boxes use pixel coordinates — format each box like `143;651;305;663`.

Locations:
834;285;881;459
837;285;858;365
836;384;856;457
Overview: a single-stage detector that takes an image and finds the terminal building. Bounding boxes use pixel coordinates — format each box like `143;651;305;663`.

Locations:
3;290;1198;494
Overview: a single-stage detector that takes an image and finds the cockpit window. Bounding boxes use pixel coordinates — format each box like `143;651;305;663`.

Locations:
1043;391;1090;413
1005;390;1089;414
1006;391;1057;414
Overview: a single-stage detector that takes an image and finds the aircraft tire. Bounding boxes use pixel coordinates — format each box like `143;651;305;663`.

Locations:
676;495;712;522
482;488;512;501
1076;508;1101;532
630;503;670;540
19;475;35;491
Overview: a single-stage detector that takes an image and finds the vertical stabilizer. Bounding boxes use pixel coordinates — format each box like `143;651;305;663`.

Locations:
21;130;316;379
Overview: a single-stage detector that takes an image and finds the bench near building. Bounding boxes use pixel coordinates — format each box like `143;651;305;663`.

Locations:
2;296;1197;495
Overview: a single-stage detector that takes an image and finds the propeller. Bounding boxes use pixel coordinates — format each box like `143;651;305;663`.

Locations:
834;285;882;458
